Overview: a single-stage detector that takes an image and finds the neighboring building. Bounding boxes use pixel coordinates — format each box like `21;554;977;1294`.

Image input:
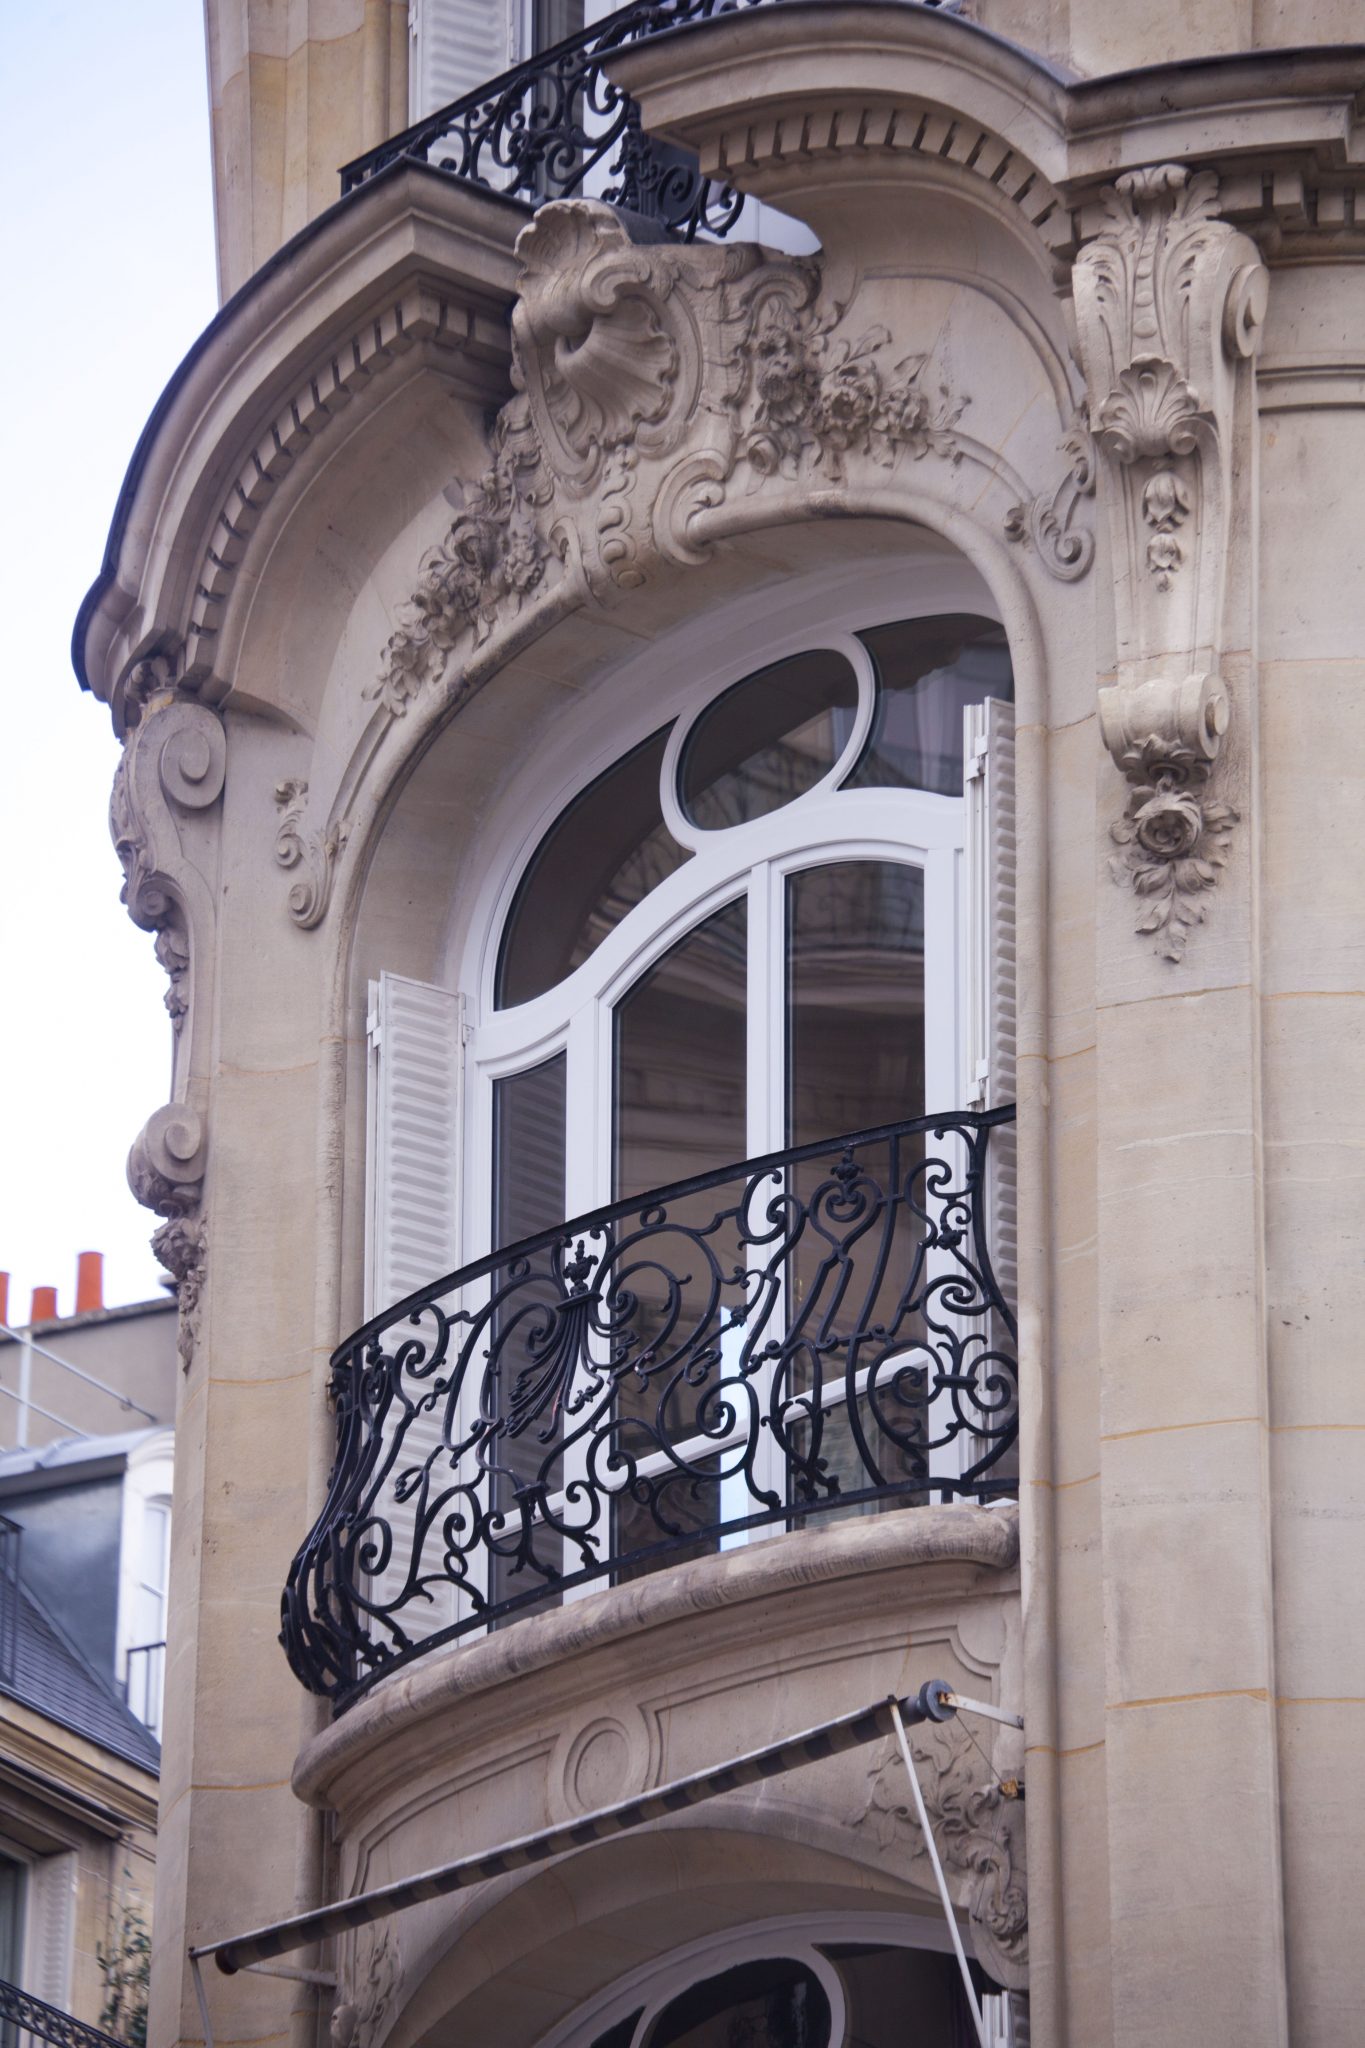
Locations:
0;1435;166;2044
73;3;1365;2047
0;1259;178;1457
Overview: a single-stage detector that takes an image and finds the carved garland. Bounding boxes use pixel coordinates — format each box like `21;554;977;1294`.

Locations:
372;202;980;727
1073;164;1267;962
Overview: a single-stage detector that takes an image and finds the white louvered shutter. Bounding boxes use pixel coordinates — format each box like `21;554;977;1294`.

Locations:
366;974;464;1638
964;698;1018;1342
408;0;515;123
27;1853;75;2010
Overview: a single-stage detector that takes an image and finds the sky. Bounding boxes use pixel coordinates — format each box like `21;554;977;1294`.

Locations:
0;2;219;1317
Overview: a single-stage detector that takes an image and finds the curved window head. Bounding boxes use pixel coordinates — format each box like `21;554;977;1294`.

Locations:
496;728;690;1009
848;613;1011;794
493;615;1009;1012
677;648;861;831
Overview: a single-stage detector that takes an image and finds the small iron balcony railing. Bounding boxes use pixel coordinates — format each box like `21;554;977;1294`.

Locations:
0;1978;125;2048
282;1109;1017;1707
340;0;957;239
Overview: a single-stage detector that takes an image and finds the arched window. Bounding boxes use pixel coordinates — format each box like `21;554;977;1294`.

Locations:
360;601;1017;1643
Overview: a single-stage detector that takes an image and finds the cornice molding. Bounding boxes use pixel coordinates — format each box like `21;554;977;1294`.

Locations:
77;165;524;727
613;9;1365;258
294;1503;1019;1807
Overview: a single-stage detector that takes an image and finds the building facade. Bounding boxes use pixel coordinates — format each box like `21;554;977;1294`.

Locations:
74;2;1365;2044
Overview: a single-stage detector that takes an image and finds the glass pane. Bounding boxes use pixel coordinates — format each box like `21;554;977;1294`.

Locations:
679;651;860;831
787;860;924;1146
531;0;584;51
847;614;1012;795
0;1855;22;1989
497;729;689;1009
490;1055;568;1609
822;1943;980;2047
612;899;748;1567
785;862;927;1514
646;1958;831;2048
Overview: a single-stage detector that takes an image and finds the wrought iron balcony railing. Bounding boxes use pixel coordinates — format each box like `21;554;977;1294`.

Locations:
0;1978;125;2048
341;0;957;239
281;1109;1017;1707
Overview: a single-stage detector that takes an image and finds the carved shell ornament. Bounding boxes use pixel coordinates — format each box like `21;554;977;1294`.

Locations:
371;201;975;720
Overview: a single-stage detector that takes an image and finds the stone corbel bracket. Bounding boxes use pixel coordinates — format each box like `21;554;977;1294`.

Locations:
110;677;225;1359
1073;164;1267;961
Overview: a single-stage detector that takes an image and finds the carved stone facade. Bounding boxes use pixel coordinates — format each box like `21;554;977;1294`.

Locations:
73;7;1365;2048
1073;165;1267;960
854;1717;1028;1990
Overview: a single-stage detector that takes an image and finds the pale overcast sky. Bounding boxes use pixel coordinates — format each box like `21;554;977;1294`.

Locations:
0;3;218;1317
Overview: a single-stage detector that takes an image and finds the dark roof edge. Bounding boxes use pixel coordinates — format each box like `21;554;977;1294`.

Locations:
70;156;529;697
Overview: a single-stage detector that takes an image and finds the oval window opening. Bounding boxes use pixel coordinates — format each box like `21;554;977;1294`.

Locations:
679;649;860;831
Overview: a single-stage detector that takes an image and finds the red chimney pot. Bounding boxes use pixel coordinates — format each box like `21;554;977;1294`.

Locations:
30;1286;58;1325
76;1252;104;1315
0;1275;8;1328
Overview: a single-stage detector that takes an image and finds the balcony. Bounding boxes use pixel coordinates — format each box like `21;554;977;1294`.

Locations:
281;1108;1017;1707
339;0;958;239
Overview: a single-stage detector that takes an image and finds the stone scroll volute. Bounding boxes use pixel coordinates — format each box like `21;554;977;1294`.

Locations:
110;668;225;1365
1073;165;1267;962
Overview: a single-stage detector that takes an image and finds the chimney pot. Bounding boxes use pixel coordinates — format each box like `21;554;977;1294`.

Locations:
0;1275;7;1328
30;1286;58;1326
76;1251;104;1315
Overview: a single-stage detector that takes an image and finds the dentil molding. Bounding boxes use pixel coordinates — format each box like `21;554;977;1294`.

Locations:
1073;164;1267;963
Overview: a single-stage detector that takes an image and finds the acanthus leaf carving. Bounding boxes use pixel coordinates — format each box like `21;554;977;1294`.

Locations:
110;693;225;1029
1073;162;1266;964
1004;408;1096;582
331;1920;400;2048
151;1215;207;1372
273;778;349;929
853;1716;1028;1991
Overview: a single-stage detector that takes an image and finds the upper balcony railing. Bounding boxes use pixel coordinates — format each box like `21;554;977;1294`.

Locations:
340;0;958;240
281;1108;1017;1707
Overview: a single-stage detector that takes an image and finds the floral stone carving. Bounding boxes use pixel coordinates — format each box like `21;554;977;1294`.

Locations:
372;204;977;720
1073;163;1266;964
371;406;551;717
853;1715;1027;1991
738;277;965;484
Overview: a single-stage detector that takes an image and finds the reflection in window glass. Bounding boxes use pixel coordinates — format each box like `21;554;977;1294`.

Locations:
822;1942;985;2045
786;861;926;1514
490;1054;568;1610
679;651;860;831
497;729;689;1009
612;900;748;1570
848;615;1012;796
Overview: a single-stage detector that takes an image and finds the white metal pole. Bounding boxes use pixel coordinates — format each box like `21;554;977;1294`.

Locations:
888;1696;989;2048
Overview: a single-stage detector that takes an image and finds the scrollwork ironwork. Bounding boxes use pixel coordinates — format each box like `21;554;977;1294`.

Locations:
282;1109;1017;1706
340;0;953;239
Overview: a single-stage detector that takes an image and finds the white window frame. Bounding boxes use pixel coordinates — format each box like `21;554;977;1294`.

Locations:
115;1431;174;1736
535;1908;1021;2048
448;581;1007;1583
